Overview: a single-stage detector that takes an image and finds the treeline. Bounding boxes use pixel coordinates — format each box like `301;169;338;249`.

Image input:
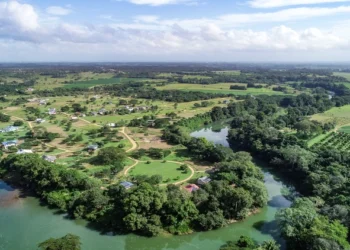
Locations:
0;151;267;237
36;83;231;103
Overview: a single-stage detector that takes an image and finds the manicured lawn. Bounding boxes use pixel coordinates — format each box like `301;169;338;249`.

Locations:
129;161;191;183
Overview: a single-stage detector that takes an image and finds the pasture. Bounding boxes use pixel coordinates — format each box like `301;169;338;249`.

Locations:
311;105;350;127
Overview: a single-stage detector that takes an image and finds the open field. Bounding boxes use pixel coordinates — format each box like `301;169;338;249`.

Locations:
311;105;350;127
155;83;293;95
128;161;192;183
334;72;350;81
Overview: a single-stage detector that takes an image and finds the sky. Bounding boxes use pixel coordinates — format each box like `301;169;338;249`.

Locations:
1;0;350;62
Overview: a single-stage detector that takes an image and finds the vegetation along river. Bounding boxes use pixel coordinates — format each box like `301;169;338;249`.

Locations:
0;124;292;250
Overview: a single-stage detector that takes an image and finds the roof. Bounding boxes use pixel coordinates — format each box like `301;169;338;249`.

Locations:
198;176;211;184
184;184;200;193
120;181;134;189
87;144;99;150
43;155;57;161
16;149;33;154
2;140;18;146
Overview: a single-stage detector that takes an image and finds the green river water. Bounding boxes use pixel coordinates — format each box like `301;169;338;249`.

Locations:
0;125;291;250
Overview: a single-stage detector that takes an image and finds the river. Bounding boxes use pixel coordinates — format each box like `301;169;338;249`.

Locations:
0;124;291;250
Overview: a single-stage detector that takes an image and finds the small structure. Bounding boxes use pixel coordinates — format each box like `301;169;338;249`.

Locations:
71;116;78;121
48;108;56;115
35;118;45;124
39;99;47;105
27;88;34;92
197;176;211;185
87;144;99;151
125;106;134;112
1;140;18;149
42;155;57;163
184;184;200;193
0;126;19;133
107;123;116;127
16;149;33;154
90;111;98;116
98;108;107;115
120;181;134;190
223;100;230;104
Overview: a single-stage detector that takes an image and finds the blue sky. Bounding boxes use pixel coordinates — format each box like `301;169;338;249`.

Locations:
1;0;350;61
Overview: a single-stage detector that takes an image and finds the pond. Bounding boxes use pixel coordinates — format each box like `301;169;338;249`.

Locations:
0;124;291;250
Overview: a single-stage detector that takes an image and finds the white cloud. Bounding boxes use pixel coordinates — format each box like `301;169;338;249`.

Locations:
0;1;39;31
125;0;198;6
250;0;350;8
46;6;72;16
134;15;159;23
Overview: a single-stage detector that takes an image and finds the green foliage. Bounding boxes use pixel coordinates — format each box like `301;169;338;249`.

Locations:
38;234;81;250
96;147;126;165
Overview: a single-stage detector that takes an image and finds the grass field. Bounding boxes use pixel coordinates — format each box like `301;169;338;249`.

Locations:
338;126;350;133
128;161;191;183
334;72;350;81
311;105;350;127
155;83;291;95
62;77;147;89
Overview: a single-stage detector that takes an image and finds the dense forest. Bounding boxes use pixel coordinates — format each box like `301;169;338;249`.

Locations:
162;83;350;249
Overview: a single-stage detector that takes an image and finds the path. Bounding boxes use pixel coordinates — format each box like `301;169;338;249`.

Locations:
120;127;138;152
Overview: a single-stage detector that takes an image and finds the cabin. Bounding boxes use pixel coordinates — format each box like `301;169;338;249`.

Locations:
16;149;33;154
0;126;19;133
48;108;56;115
107;123;116;127
197;176;211;185
36;118;45;124
1;140;18;149
184;184;200;193
120;181;134;190
42;155;57;163
98;108;107;115
87;144;99;151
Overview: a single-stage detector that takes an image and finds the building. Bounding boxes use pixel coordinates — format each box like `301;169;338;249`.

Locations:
197;176;211;185
184;184;200;193
27;88;34;92
39;99;47;105
98;108;107;115
90;111;98;116
35;118;45;124
42;155;57;163
71;116;78;121
48;108;56;115
120;181;134;190
16;149;33;154
87;144;99;151
0;126;19;133
1;140;18;149
107;123;116;127
223;100;230;104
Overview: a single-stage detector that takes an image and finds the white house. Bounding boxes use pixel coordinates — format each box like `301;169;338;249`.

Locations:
36;118;45;124
197;176;211;185
16;149;33;154
1;140;18;149
0;126;19;133
42;155;57;163
107;123;116;127
48;108;56;115
87;144;99;151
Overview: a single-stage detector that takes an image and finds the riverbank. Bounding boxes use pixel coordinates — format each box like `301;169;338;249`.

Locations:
0;124;292;250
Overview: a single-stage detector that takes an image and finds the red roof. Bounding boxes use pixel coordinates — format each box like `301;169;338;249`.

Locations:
184;184;200;193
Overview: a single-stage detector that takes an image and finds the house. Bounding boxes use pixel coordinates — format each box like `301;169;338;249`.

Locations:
223;100;230;104
120;181;134;190
87;144;99;151
39;99;47;105
26;88;34;92
98;108;107;115
197;176;211;185
107;123;116;127
35;118;45;124
184;184;200;193
1;140;18;149
90;111;98;116
48;108;56;115
16;149;33;154
125;106;134;112
71;116;78;121
0;126;19;133
42;155;57;163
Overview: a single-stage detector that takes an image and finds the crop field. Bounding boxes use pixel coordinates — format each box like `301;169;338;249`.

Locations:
155;83;293;95
310;132;350;151
128;161;191;183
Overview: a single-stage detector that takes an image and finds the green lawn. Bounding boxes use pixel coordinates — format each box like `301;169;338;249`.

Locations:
307;132;332;147
155;83;292;95
62;77;145;89
129;161;191;183
334;72;350;81
338;126;350;134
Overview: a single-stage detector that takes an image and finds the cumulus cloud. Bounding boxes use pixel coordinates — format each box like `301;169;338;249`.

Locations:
0;1;39;31
0;0;350;61
250;0;350;8
46;6;72;16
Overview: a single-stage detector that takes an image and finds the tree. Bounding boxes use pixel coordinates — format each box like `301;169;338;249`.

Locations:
13;120;24;126
0;112;10;122
38;234;81;250
96;147;126;165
